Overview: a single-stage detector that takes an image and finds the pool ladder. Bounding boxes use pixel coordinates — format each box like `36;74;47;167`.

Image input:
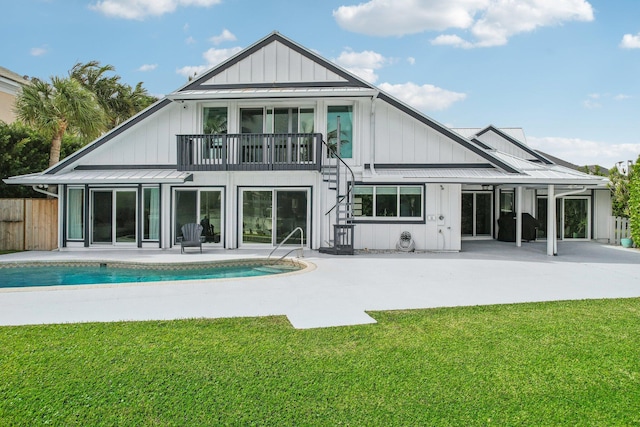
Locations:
268;227;304;262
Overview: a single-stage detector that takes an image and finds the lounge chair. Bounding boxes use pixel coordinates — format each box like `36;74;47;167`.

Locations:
178;223;205;253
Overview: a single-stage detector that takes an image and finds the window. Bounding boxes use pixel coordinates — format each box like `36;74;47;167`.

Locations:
354;185;422;220
67;187;84;240
143;187;159;241
239;107;314;134
239;107;316;164
203;107;227;134
327;105;353;158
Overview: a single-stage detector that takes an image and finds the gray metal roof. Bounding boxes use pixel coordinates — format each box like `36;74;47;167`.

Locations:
169;87;377;100
362;151;608;186
4;169;192;185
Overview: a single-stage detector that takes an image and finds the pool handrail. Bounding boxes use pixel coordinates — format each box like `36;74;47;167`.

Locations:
268;227;304;262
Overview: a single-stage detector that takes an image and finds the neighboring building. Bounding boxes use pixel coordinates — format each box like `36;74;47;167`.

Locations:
0;66;30;124
4;32;610;256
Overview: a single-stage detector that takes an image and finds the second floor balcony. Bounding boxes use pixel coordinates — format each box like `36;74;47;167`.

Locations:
177;133;324;172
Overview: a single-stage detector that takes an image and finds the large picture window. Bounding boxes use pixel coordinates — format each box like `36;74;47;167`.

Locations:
354;185;422;220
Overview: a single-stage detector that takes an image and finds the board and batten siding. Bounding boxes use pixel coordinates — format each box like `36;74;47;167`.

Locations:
77;103;186;166
202;41;347;85
373;102;488;164
475;129;534;160
353;184;461;251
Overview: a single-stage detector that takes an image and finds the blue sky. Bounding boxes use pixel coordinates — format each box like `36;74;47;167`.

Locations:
3;0;640;168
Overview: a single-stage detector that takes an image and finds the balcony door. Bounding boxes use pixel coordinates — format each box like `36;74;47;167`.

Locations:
240;107;314;164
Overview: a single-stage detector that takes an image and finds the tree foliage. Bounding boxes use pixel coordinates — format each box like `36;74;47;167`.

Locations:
629;160;640;244
13;61;157;169
609;165;632;218
14;76;107;167
0;122;83;198
70;61;156;128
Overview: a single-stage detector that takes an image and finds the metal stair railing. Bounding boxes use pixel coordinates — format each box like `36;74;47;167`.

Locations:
267;227;304;262
321;136;355;254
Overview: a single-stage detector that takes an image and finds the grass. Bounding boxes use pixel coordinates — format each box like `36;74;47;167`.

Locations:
1;299;639;426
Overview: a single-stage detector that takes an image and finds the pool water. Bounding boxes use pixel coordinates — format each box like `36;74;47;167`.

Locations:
0;261;302;289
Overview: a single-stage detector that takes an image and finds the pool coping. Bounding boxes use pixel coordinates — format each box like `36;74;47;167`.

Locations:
0;257;315;293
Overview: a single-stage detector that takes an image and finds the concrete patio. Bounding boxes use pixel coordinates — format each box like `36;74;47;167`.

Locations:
1;241;639;329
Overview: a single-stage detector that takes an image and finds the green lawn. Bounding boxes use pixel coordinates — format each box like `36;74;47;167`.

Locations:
1;298;639;426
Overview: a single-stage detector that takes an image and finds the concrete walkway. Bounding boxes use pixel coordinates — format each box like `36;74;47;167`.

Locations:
1;241;639;329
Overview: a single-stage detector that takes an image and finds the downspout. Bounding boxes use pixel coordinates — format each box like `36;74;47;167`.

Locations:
32;185;59;198
369;92;378;176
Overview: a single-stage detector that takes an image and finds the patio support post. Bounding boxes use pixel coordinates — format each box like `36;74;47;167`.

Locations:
547;184;555;256
515;186;523;247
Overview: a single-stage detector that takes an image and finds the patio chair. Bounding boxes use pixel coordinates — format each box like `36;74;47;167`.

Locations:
178;223;205;253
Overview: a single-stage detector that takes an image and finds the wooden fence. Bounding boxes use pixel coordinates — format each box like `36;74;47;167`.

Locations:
610;216;631;246
0;198;58;251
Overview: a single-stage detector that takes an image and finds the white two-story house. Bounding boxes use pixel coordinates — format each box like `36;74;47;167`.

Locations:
6;32;610;256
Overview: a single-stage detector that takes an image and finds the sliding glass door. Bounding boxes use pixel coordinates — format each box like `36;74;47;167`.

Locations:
91;189;137;245
241;189;308;245
462;192;492;237
536;196;590;240
174;189;223;244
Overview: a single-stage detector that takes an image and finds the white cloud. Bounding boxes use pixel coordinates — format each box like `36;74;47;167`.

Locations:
334;0;482;36
620;32;640;49
583;99;601;109
176;47;242;78
583;93;630;108
137;63;158;72
176;65;209;79
378;82;467;111
431;34;474;48
210;29;237;45
407;57;416;65
90;0;221;20
528;136;640;168
202;47;243;66
185;36;196;45
333;49;388;83
335;0;594;48
30;46;47;56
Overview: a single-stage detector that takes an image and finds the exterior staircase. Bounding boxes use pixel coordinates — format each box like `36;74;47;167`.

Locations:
319;140;355;255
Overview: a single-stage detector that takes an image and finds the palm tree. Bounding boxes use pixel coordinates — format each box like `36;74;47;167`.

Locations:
70;61;156;128
15;76;107;167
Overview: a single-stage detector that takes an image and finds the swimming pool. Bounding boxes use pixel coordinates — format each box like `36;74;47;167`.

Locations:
0;259;304;289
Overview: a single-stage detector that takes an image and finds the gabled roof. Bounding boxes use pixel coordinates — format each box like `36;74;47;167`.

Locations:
177;31;373;92
30;32;528;178
474;125;553;164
